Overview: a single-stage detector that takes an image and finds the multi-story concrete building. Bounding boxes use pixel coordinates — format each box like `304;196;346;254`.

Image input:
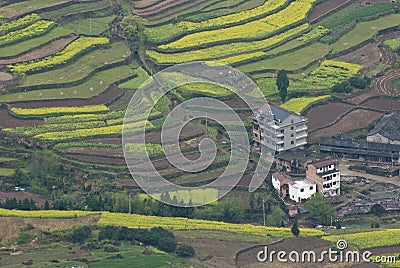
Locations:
252;104;308;153
306;159;340;196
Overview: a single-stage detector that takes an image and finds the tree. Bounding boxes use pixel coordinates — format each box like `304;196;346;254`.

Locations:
266;206;285;227
176;244;195;257
276;70;289;103
157;237;177;253
291;217;300;237
370;204;385;216
70;226;91;243
307;194;335;226
44;200;50;210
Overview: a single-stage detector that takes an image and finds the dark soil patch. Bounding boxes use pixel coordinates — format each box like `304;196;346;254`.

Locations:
305;102;355;131
0;191;50;207
0;109;43;128
362;98;400;111
9;85;123;108
65;153;127;165
333;43;380;71
308;109;383;143
369;245;400;255
308;0;351;23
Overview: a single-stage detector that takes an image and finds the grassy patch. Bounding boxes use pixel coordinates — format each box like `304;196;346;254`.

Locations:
238;42;330;73
0;168;15;176
118;67;149;90
62;16;114;35
19;42;130;87
330;13;400;53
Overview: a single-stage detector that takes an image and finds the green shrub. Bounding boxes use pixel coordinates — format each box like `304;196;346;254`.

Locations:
176;244;195;257
17;232;36;244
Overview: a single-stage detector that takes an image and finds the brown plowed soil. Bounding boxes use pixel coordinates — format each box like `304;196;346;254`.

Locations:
0;109;43;128
305;102;355;131
362;98;400;111
308;0;351;23
308;109;383;143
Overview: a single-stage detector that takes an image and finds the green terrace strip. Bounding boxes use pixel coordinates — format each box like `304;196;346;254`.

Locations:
177;82;233;97
3;121;107;136
54;142;122;149
39;0;112;20
145;0;287;42
0;208;96;218
330;13;400;53
8;36;110;74
146;23;309;64
0;168;15;176
216;51;266;65
125;143;163;158
0;20;54;46
20;42;130;88
0;0;76;18
118;67;150;90
154;0;315;49
0;13;41;35
45;110;125;123
0;65;136;102
280;95;331;114
383;37;400;51
61;16;115;35
33;120;154;142
10;105;109;117
98;212;324;237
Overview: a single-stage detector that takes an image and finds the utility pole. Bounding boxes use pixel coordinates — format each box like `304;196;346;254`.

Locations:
262;198;266;226
128;193;131;214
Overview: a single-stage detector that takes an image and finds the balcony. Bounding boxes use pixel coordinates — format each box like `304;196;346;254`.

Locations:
296;133;307;139
296;126;307;132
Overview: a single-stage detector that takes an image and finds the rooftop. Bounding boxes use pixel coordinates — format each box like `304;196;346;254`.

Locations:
257;104;304;122
290;179;316;189
272;171;293;182
310;159;334;169
320;136;400;152
368;111;400;140
275;148;326;163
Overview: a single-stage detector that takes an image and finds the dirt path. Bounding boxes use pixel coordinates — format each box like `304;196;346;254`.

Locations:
339;162;400;187
308;0;351;23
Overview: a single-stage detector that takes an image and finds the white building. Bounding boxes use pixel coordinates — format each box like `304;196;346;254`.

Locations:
289;179;317;203
252;104;308;152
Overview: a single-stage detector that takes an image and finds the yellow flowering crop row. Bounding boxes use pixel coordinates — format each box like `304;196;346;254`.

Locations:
0;13;41;35
147;23;309;64
10;104;109;117
297;25;329;42
3;120;106;136
0;20;54;46
323;229;400;249
178;0;287;31
8;36;109;74
98;211;324;237
33;120;154;141
159;0;315;50
281;95;331;114
0;208;97;218
44;110;125;124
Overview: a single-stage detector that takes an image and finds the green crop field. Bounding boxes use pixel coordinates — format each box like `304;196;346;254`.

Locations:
0;168;15;176
0;65;135;102
19;42;130;87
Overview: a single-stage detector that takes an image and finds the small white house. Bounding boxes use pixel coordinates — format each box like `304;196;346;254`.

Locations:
289;179;316;203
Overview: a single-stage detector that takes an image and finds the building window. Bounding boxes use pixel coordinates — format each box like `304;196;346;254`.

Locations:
310;186;313;190
260;128;264;133
291;133;294;138
300;189;304;192
254;133;258;137
260;136;264;141
291;119;294;124
291;140;294;145
280;129;284;134
333;181;336;185
290;126;294;130
254;125;259;130
333;174;336;177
